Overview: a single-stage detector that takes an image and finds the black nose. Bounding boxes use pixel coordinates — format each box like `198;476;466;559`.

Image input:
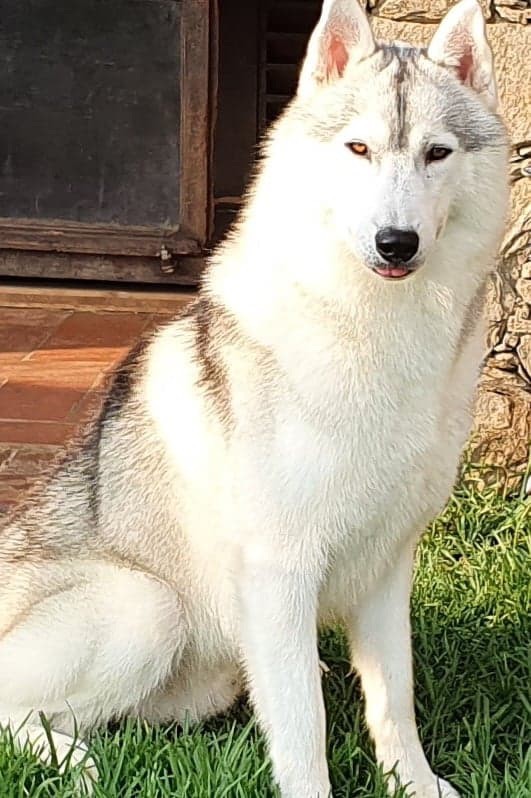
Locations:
375;227;419;263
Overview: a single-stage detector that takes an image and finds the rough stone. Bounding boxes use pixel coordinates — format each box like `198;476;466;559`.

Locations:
493;1;531;25
492;351;520;371
369;0;491;22
516;336;531;379
475;391;513;430
515;278;531;305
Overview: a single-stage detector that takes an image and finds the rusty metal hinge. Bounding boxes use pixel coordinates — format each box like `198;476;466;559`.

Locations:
159;244;175;273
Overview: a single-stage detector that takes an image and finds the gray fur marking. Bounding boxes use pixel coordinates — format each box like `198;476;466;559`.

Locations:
455;278;488;360
91;337;151;522
291;43;504;153
441;98;504;152
186;296;236;427
387;46;415;151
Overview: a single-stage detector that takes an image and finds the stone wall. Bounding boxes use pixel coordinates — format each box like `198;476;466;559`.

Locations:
369;1;531;487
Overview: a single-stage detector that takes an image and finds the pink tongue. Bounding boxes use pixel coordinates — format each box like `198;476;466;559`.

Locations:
375;266;409;278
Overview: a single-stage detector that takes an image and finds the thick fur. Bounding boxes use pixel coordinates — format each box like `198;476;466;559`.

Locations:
0;2;508;796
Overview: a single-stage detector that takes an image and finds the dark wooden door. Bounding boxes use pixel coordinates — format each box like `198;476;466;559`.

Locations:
0;0;211;283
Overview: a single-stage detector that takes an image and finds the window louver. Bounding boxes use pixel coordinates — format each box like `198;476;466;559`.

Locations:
213;1;321;245
260;1;320;130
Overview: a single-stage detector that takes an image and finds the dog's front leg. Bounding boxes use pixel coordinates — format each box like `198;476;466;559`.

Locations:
238;555;331;798
347;542;460;798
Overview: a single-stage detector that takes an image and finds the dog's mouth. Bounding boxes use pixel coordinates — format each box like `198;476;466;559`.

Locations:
372;265;414;280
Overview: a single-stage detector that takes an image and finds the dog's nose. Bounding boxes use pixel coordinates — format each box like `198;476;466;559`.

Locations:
375;227;419;263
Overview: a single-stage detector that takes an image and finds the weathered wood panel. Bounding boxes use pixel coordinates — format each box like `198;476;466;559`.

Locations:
0;219;200;258
180;0;212;244
0;0;182;229
0;250;204;285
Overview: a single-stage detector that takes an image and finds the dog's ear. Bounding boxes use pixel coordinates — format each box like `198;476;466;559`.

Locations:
427;0;498;110
297;0;375;98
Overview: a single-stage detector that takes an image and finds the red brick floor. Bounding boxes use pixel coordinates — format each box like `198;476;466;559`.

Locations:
0;301;179;516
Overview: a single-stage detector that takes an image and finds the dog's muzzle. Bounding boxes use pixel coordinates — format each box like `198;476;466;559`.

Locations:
373;227;420;280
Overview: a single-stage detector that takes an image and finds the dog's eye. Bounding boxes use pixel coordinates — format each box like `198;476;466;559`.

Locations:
347;142;369;157
426;146;452;163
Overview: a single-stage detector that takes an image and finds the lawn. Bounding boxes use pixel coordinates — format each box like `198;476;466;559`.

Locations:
1;478;529;797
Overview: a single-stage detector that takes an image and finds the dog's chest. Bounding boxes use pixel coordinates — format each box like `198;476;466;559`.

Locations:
270;309;458;537
276;392;439;525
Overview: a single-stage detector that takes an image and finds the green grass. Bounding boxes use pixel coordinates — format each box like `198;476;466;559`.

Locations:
1;480;529;797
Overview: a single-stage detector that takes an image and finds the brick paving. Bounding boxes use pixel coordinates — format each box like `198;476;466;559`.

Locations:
0;301;177;516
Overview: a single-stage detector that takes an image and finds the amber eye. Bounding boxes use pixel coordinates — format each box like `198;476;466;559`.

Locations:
347;141;369;157
426;145;453;163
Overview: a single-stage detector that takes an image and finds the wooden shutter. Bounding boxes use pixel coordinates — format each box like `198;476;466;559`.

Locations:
259;1;320;129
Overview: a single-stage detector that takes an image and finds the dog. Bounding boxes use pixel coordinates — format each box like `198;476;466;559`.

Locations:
0;1;509;795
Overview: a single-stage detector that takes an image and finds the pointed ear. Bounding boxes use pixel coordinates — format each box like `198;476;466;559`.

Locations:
427;0;498;110
297;0;376;98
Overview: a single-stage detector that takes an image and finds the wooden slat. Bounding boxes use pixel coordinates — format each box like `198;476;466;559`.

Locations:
0;250;205;286
180;0;211;245
266;62;299;70
208;0;219;239
0;218;201;258
260;2;318;129
0;282;196;315
265;31;308;65
265;93;293;102
267;1;320;34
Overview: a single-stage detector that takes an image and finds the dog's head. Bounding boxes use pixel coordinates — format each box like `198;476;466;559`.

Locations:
272;0;508;282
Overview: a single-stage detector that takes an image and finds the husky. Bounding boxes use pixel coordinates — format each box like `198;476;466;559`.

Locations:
0;1;508;796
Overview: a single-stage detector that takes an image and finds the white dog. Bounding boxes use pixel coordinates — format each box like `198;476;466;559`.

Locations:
0;1;508;796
